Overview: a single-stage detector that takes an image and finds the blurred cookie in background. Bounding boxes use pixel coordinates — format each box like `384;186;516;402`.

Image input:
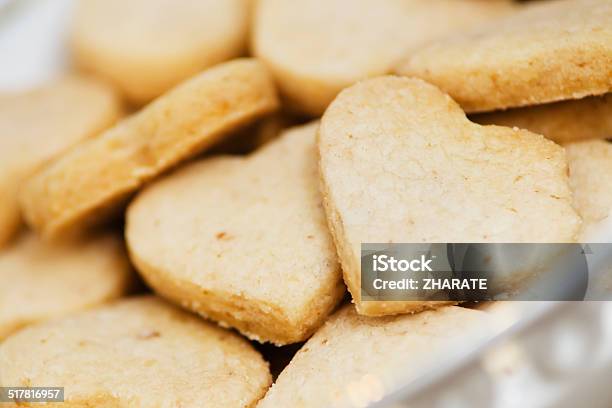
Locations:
72;0;250;104
252;0;515;116
396;0;612;112
0;75;121;248
0;231;133;340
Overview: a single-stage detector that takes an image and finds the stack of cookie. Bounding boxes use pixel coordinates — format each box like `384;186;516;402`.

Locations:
0;0;610;406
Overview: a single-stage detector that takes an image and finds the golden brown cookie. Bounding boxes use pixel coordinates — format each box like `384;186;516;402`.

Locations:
0;297;271;407
0;232;132;340
258;305;495;407
319;76;581;316
127;122;344;345
396;0;612;112
566;140;612;235
20;59;279;239
72;0;250;104
0;76;121;247
473;94;612;144
253;0;514;116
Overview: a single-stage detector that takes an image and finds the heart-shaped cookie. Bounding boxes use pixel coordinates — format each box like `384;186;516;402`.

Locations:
318;76;581;316
127;122;344;345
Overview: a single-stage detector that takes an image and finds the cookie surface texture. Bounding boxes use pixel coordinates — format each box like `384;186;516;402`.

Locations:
318;76;581;316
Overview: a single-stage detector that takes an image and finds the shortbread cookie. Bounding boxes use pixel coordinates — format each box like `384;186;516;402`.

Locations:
396;0;612;112
127;122;344;345
20;59;279;238
0;76;121;247
258;305;494;407
0;232;132;340
473;94;612;144
566;140;612;235
72;0;249;104
0;297;271;407
319;77;581;316
253;0;514;116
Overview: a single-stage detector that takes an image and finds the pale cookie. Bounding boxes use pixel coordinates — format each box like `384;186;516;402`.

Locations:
253;0;514;116
566;140;612;235
258;305;494;407
319;76;581;316
127;122;344;345
72;0;249;104
0;297;271;407
473;94;612;144
0;76;121;247
0;232;132;340
20;59;279;239
396;0;612;112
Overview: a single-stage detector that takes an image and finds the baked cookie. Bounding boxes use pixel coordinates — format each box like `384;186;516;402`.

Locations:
258;305;494;407
127;122;344;345
396;0;612;112
0;297;271;407
20;59;279;238
253;0;514;116
0;232;132;340
72;0;249;104
319;76;581;316
0;76;121;247
473;94;612;144
566;140;612;236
